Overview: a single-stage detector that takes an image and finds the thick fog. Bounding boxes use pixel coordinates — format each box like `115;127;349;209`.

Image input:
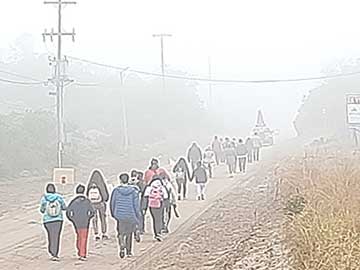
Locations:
2;0;360;138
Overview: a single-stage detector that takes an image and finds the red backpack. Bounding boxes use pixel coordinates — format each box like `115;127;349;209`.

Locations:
148;185;163;208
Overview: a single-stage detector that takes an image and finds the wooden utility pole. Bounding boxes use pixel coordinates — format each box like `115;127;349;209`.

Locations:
153;34;172;87
43;0;76;168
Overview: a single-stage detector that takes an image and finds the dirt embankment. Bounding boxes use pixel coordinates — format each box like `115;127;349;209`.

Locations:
135;160;288;270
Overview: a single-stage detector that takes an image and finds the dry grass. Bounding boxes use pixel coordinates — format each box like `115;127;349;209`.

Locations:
277;147;360;270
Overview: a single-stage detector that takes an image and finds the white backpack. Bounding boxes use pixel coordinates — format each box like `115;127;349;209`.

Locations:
89;187;102;203
46;200;61;217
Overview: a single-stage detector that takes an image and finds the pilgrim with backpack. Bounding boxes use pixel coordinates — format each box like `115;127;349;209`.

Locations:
144;175;167;241
39;183;67;261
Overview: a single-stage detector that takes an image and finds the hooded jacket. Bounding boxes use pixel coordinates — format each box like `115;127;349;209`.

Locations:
110;185;141;225
191;166;208;184
187;144;202;162
173;158;191;181
86;170;109;203
66;195;95;229
40;193;67;224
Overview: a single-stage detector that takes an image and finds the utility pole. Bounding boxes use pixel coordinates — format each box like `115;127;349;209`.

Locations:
152;34;172;87
43;0;76;168
208;56;213;108
120;67;130;151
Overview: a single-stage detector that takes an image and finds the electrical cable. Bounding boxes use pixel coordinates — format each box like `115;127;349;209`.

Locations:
67;55;360;84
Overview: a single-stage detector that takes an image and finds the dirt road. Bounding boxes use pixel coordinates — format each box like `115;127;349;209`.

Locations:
0;145;288;270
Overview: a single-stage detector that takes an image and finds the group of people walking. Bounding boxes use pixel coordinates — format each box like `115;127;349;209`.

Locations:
39;135;263;262
211;134;262;176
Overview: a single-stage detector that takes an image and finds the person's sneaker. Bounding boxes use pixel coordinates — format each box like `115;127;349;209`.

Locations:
135;231;141;243
201;195;205;200
127;252;133;257
178;195;181;201
50;256;60;262
119;249;125;259
95;235;101;241
154;235;162;242
78;256;87;261
162;228;169;234
102;235;109;241
197;196;201;200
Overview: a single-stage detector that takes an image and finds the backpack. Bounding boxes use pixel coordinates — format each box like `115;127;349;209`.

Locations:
175;169;185;183
88;187;102;203
46;200;61;217
148;185;163;208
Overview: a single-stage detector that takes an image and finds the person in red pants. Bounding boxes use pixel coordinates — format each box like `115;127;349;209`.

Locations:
66;184;95;261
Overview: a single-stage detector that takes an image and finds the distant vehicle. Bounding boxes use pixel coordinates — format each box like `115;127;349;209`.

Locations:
252;110;275;147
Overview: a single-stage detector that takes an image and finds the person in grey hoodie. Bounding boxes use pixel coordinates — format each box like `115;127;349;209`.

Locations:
66;184;95;261
39;183;66;261
190;161;208;200
187;142;202;172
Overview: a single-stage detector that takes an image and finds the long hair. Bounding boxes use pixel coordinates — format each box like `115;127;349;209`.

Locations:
87;169;109;202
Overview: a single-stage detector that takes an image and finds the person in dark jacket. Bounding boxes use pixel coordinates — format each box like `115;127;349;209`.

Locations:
245;137;254;163
86;169;109;241
39;183;67;261
190;161;208;200
236;138;248;173
187;142;202;171
66;184;95;261
172;157;191;200
110;173;141;258
211;136;222;165
224;137;236;177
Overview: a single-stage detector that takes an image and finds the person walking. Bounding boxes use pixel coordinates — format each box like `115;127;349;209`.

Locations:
252;132;262;162
39;183;67;261
203;146;215;178
245;137;254;163
211;136;222;165
224;138;237;177
86;169;109;241
236;138;248;173
144;158;170;184
172;157;191;200
66;184;95;261
144;175;167;241
128;170;144;240
160;173;177;234
110;173;141;258
191;161;208;200
187;142;202;171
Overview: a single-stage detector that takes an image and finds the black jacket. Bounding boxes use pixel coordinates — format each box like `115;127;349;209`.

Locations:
187;145;202;162
66;195;95;229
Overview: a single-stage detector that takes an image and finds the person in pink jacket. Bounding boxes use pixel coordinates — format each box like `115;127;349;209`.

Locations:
144;158;170;184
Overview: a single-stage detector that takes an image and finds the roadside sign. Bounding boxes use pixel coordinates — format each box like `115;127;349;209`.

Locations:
346;94;360;124
53;168;75;185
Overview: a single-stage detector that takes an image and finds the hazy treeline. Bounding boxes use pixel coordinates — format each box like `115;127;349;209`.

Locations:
0;35;218;177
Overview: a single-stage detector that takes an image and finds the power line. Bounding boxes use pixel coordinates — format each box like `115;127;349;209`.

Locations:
0;69;45;82
0;77;45;85
67;55;360;84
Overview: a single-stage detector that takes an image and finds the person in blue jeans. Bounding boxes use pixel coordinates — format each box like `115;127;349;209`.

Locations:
39;183;67;261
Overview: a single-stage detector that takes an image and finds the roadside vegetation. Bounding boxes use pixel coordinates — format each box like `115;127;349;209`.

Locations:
278;145;360;269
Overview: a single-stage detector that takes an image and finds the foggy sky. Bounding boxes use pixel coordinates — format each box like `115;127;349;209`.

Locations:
2;0;360;139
